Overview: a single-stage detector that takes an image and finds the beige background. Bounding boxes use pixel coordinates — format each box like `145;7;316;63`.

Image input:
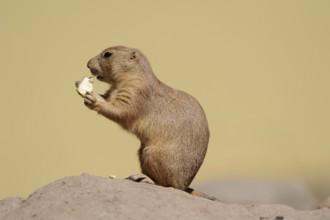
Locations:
0;0;329;199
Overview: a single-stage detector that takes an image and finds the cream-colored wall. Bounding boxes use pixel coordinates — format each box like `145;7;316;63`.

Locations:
1;0;329;199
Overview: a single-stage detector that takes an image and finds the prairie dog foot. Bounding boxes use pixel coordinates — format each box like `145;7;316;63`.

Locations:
126;174;155;185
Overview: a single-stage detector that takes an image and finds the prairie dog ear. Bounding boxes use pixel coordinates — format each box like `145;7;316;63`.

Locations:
129;51;137;60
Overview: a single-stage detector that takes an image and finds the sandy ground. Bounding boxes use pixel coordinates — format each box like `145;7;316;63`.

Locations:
1;174;329;220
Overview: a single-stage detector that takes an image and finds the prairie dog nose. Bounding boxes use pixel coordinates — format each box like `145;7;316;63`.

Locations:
87;58;101;75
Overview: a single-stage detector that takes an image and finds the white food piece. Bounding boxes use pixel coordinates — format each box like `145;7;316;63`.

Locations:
76;76;94;96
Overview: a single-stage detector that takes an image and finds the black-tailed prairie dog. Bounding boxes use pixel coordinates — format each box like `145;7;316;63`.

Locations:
80;46;213;200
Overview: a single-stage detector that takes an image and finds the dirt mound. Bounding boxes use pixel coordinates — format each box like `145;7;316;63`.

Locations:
1;174;329;220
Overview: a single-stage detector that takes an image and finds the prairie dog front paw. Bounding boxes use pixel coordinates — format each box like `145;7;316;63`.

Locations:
84;92;106;111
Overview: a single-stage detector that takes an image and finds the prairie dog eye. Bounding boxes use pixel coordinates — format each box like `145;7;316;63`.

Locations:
102;51;112;58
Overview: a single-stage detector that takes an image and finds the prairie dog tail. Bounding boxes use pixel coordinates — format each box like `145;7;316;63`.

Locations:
186;188;218;201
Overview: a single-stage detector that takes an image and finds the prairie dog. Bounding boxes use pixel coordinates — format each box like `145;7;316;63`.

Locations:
83;46;212;199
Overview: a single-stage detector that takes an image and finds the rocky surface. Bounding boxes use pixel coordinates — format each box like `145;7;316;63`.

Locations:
1;174;329;220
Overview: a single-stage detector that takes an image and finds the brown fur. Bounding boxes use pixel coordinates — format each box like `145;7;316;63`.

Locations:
84;46;210;193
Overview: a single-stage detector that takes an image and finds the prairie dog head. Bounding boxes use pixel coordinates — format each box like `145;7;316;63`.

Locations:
87;46;153;84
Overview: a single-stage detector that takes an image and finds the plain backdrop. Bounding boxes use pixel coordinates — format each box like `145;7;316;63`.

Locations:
0;0;329;199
